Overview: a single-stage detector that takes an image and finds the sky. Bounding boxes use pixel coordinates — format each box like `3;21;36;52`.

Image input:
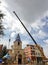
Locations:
0;0;48;57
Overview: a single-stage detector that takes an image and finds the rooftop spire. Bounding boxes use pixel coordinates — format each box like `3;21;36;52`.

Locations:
14;34;21;42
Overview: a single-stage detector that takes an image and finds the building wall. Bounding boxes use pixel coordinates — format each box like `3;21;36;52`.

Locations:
13;41;22;50
24;45;36;58
24;44;45;64
9;40;25;64
8;33;46;64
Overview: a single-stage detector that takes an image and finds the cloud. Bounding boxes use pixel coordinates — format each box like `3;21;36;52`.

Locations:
44;11;48;17
43;39;48;44
0;0;8;7
1;0;48;35
32;30;46;40
41;11;48;22
9;19;26;34
22;40;29;49
31;11;48;40
4;0;48;24
0;0;48;57
31;19;46;30
10;32;16;38
0;0;8;14
38;30;46;38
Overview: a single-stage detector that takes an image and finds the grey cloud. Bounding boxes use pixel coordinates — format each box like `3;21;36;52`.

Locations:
5;0;48;24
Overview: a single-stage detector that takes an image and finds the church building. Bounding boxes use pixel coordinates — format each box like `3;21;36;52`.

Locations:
8;34;47;65
9;34;25;64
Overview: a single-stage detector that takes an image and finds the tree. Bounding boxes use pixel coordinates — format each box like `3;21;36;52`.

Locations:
0;46;8;64
0;46;8;58
0;1;5;37
0;11;5;37
2;46;8;57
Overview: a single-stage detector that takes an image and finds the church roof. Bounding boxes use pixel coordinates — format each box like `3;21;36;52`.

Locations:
14;34;21;42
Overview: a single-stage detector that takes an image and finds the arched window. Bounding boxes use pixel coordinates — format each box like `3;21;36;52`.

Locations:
18;42;20;45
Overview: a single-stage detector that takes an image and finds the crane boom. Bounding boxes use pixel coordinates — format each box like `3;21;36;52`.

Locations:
13;11;37;45
13;11;46;59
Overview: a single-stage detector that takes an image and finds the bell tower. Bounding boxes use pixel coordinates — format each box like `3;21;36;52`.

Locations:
14;34;22;50
11;34;25;64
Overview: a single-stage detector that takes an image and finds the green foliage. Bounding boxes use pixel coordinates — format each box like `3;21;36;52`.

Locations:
0;11;5;36
2;46;8;57
0;46;8;58
0;13;4;19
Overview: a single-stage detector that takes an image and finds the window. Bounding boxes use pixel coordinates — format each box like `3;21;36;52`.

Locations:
31;46;35;49
31;51;35;55
36;52;37;55
18;42;20;45
38;53;40;56
32;46;35;49
18;51;20;53
31;47;32;49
